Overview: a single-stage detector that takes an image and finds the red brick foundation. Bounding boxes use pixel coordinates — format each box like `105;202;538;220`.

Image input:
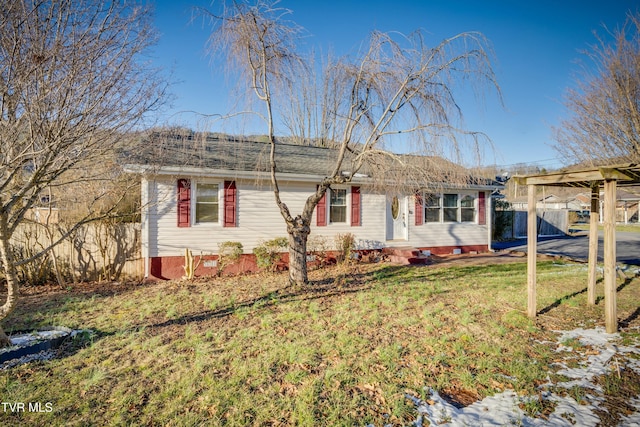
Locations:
149;254;261;280
148;244;489;280
415;244;489;256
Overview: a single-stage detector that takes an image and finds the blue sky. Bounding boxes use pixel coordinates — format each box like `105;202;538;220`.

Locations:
151;1;638;169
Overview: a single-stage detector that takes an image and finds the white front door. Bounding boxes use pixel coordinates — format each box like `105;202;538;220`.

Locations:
386;195;407;240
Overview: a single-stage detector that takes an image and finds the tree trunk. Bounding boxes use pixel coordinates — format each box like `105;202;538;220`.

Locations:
0;220;19;348
287;217;310;286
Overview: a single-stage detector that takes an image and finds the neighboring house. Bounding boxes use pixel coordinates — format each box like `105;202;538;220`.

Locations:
25;207;59;224
510;189;640;223
25;194;60;224
126;132;502;279
510;193;585;211
610;188;640;223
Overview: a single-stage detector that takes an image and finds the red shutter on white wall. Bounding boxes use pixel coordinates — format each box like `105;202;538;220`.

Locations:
478;191;486;225
351;186;361;226
316;187;327;227
177;179;191;228
224;180;237;227
415;192;424;226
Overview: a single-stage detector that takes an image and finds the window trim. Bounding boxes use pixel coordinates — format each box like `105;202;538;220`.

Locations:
422;191;477;224
443;193;459;223
328;187;348;224
192;180;222;226
424;193;442;223
460;194;476;223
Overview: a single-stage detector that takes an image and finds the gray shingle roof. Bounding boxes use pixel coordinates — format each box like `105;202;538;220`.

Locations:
126;131;502;188
129;131;345;176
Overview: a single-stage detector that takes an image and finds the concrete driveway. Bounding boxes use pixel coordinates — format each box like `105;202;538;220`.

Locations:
493;231;640;266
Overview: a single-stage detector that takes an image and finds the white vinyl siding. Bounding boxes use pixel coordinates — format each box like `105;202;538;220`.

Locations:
423;192;477;224
409;191;489;249
147;178;384;256
143;176;491;257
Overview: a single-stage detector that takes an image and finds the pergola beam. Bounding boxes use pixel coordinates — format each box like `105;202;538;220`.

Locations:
516;166;639;187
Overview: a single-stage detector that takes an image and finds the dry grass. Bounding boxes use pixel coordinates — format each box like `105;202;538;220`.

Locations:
1;257;639;425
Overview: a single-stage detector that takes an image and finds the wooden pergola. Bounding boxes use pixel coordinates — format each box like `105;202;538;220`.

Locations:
515;164;640;333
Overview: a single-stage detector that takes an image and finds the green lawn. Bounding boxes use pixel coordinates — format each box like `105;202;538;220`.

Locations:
1;259;639;426
570;222;640;233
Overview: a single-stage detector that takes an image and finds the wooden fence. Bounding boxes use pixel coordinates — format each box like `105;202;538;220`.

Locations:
494;209;569;240
10;222;143;284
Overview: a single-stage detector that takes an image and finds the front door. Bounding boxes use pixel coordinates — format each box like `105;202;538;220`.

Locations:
386;195;407;241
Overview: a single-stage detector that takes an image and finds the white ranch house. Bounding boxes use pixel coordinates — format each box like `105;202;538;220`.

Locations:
126;132;502;279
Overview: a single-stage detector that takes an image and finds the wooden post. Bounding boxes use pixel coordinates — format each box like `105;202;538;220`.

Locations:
624;203;629;224
603;179;617;333
600;200;604;224
527;184;537;318
587;184;599;305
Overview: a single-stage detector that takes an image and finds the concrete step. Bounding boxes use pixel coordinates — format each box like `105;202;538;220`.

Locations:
387;254;431;265
384;247;431;265
382;246;421;257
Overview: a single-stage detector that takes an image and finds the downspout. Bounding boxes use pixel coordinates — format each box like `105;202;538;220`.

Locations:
141;177;150;279
487;191;493;252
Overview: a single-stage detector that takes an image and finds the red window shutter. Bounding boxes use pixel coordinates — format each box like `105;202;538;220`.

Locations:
316;187;327;226
478;191;486;225
415;192;424;226
224;180;237;227
351;186;361;226
177;179;191;228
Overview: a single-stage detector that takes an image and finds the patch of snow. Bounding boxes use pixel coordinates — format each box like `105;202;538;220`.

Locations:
620;398;640;426
3;328;71;349
407;389;530;427
0;350;57;370
0;327;91;370
405;388;603;427
557;327;617;347
395;327;640;427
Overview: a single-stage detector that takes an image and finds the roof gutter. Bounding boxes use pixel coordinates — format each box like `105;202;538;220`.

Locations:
124;164;502;191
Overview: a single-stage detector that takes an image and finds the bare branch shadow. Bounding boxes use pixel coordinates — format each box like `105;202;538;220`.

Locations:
595;275;637;305
538;287;588;315
144;266;408;330
620;307;640;328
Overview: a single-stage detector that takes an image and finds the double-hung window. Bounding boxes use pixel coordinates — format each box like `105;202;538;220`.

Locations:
425;193;441;223
195;183;219;224
330;188;347;223
443;194;458;222
460;195;475;222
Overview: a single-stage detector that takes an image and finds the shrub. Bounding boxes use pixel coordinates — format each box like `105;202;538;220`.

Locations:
217;241;243;276
334;233;356;264
253;237;288;271
11;224;71;286
12;245;56;286
307;235;329;264
493;199;513;241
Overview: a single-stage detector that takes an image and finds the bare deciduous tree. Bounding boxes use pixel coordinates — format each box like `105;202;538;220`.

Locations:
205;0;499;286
0;0;166;346
554;12;640;164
